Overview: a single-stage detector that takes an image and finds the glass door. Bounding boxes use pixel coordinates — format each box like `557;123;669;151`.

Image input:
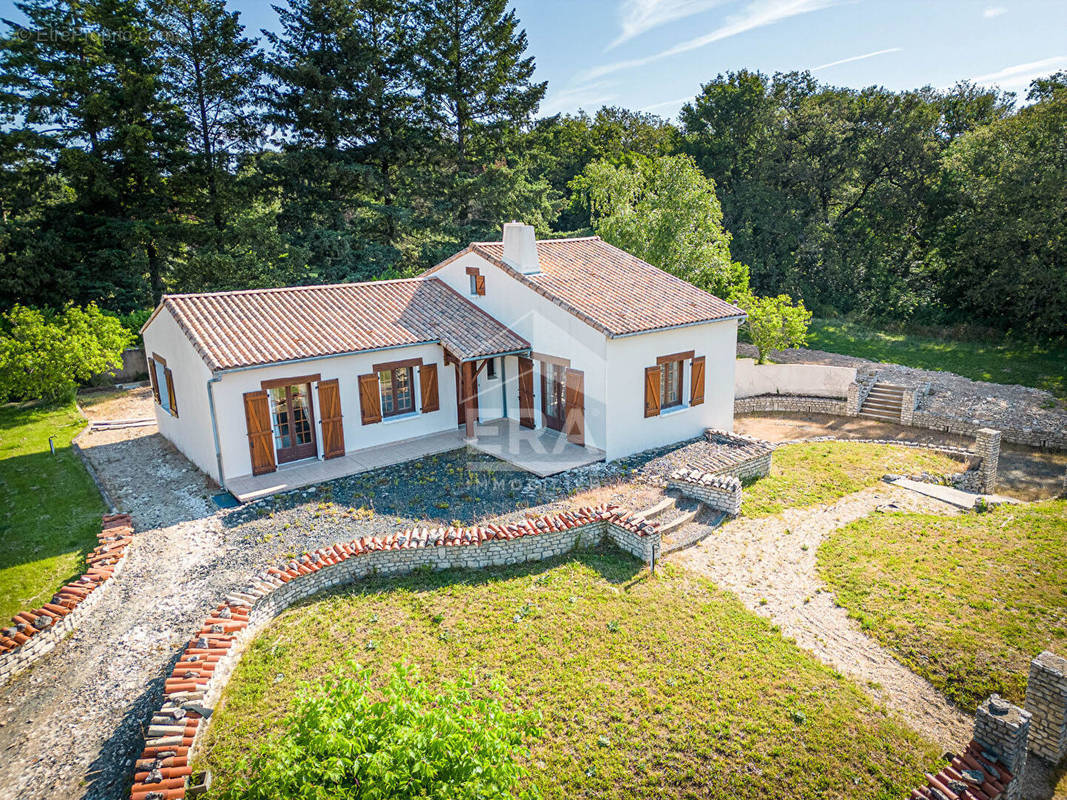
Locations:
540;362;565;431
269;383;317;463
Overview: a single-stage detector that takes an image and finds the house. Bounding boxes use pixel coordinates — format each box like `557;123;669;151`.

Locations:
140;223;745;499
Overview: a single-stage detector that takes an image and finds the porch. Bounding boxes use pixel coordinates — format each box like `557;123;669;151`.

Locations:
226;418;605;503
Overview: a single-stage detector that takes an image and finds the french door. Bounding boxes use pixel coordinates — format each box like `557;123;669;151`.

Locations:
540;362;566;431
269;383;317;463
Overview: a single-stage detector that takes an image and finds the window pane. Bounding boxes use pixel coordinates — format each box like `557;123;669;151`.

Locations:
155;362;170;412
470;274;478;295
270;387;291;449
290;387;313;445
396;368;412;411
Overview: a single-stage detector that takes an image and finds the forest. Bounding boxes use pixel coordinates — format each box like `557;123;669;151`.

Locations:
1;0;1064;341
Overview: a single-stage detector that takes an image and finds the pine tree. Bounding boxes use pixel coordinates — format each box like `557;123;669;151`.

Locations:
415;0;550;232
0;0;189;308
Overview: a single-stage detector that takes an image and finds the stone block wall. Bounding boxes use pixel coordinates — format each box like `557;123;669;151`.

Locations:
1024;650;1067;764
736;395;848;417
667;471;742;516
975;428;1002;494
975;695;1031;798
127;504;660;800
0;513;134;687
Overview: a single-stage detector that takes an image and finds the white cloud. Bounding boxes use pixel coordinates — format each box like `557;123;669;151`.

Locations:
972;56;1067;92
539;81;619;116
610;0;727;48
639;95;695;115
982;6;1007;18
580;0;843;82
811;47;902;72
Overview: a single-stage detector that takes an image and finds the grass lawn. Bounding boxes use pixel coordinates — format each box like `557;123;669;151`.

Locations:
807;318;1067;399
742;441;962;517
199;550;942;800
818;500;1067;712
0;401;105;622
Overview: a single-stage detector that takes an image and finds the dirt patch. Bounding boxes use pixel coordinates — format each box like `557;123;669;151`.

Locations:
669;483;974;750
735;412;1067;501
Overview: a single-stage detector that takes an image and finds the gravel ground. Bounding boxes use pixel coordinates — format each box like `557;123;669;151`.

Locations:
669;483;974;749
737;342;1067;443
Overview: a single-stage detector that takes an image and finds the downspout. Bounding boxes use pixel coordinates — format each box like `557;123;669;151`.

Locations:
207;374;226;491
500;357;508;418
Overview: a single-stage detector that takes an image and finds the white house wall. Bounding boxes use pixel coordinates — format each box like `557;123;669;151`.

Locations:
434;251;609;452
212;343;458;481
141;308;220;482
604;321;738;461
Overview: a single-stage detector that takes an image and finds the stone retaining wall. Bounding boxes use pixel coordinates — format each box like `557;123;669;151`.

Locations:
0;513;134;687
735;394;848;416
701;429;773;480
667;471;742;516
127;505;659;800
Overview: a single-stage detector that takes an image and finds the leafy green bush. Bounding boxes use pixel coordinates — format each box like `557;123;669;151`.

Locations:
732;289;812;363
219;662;542;800
0;304;133;402
114;308;154;346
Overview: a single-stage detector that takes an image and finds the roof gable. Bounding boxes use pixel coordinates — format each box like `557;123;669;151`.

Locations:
147;278;529;372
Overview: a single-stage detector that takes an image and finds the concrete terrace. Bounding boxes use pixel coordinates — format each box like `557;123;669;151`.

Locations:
226;420;604;502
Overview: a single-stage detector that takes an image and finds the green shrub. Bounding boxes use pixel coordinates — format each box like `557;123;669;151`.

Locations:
0;304;132;402
732;289;812;363
115;308;154;346
219;662;542;800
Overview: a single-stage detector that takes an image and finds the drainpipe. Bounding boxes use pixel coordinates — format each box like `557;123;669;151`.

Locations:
207;375;226;491
500;357;508;418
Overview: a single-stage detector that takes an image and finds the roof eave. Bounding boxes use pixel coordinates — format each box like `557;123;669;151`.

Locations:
607;313;748;339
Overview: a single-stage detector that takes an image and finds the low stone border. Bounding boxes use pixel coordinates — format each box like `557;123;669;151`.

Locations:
735;394;848;417
127;505;659;800
701;428;773;480
667;471;742;516
0;513;134;687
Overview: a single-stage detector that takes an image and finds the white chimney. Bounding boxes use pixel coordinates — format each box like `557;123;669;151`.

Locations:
501;221;540;274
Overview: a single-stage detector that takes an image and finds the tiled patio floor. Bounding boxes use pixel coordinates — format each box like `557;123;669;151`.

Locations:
226;418;604;502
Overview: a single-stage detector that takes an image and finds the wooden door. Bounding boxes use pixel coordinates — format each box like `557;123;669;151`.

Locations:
540;361;565;431
243;390;276;475
564;368;585;446
517;356;535;429
269;383;317;463
317;379;345;459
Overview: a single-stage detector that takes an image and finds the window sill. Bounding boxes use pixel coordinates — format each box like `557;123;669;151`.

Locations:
156;404;178;418
659;403;692;417
382;410;420;424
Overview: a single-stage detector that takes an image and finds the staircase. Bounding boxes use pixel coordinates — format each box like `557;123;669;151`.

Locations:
859;383;906;422
635;490;724;555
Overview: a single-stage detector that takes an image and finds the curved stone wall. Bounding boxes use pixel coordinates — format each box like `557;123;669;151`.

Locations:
127;505;659;800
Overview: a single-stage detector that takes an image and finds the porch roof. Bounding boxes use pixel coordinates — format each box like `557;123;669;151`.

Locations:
149;278;530;372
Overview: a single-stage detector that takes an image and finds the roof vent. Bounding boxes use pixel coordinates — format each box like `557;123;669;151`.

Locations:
502;221;540;275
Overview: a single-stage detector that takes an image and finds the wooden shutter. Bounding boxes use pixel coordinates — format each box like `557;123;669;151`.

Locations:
474;274;486;296
317;379;345;458
419;363;440;412
564;368;585;446
644;366;661;418
163;367;178;417
358;373;382;425
149;360;161;405
243;390;276;476
517;356;535;429
690;356;705;406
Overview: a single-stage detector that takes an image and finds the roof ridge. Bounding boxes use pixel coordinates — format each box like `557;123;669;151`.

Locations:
163;276;429;301
473;235;602;246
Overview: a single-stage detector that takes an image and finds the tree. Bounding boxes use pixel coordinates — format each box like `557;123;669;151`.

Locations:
150;0;261;237
571;153;749;299
732;289;812;363
0;304;132;402
0;0;189;309
222;663;541;800
416;0;551;233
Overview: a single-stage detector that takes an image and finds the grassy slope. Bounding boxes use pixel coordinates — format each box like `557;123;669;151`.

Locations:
742;442;962;517
807;319;1067;399
818;500;1067;711
199;551;942;800
0;402;105;622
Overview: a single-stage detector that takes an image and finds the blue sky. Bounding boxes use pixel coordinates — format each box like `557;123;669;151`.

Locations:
3;0;1065;119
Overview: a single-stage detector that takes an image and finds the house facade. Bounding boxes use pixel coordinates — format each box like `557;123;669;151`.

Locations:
140;223;744;492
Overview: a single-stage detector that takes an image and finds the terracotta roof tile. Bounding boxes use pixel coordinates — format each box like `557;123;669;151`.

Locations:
465;237;744;336
155;278;529;372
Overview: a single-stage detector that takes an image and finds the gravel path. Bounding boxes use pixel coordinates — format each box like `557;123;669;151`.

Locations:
669;483;974;750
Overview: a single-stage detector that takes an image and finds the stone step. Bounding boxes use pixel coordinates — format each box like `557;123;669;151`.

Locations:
859;410;902;422
657;505;702;535
867;388;905;400
633;496;677;522
862;399;903;412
